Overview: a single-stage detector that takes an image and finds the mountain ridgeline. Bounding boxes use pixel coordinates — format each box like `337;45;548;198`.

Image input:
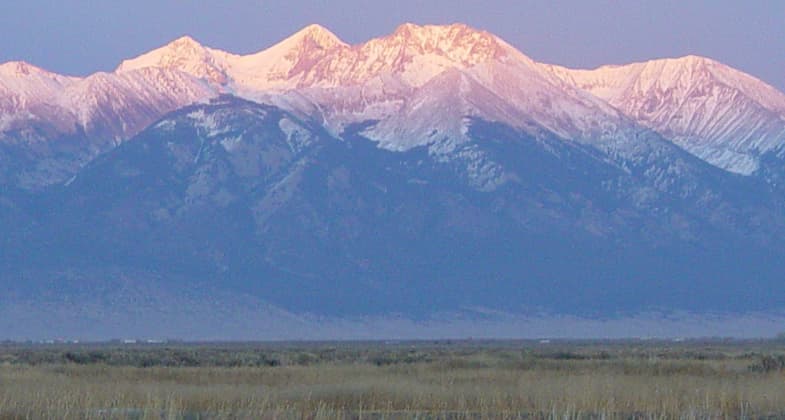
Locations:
2;24;785;338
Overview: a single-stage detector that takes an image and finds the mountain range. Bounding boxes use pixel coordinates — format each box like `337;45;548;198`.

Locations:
2;23;785;339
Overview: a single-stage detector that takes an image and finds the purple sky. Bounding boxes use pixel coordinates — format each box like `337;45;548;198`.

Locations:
2;0;783;91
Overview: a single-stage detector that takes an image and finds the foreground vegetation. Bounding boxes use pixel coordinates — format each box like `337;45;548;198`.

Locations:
1;340;785;419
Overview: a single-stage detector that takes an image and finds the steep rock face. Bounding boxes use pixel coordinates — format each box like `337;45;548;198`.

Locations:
547;56;785;175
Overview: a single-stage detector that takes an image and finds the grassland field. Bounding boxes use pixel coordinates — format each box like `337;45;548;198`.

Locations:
2;339;785;419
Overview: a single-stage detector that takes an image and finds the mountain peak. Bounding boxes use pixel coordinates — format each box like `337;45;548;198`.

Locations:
392;22;431;37
392;22;476;36
388;22;501;52
363;22;508;73
676;54;714;65
138;35;210;63
639;55;719;77
221;24;348;90
549;53;785;175
0;61;52;77
167;35;204;51
279;24;347;51
116;35;211;72
115;35;229;84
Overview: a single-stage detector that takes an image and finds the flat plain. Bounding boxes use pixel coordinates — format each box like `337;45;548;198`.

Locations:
1;339;785;419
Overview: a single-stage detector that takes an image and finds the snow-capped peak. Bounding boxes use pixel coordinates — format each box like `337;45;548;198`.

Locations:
0;60;79;133
335;22;512;87
116;35;229;84
116;35;206;72
546;55;785;174
215;24;348;92
553;55;785;115
386;22;508;65
102;23;528;92
0;60;77;93
281;24;348;51
0;61;51;77
4;22;785;182
168;35;203;50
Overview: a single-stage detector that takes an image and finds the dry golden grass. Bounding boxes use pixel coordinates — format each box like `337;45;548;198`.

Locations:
0;342;784;419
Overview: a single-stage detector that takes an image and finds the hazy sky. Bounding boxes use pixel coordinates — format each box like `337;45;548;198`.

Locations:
1;0;783;90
